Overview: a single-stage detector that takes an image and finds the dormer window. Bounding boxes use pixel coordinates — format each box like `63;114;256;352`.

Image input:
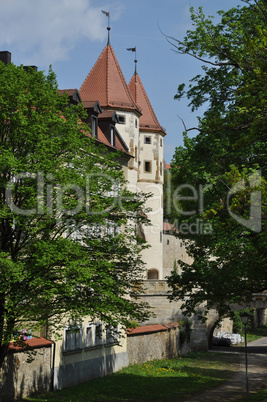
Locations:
118;114;126;124
91;115;97;138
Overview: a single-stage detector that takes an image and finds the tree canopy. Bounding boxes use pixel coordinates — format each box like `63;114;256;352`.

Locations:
0;62;151;366
166;0;267;320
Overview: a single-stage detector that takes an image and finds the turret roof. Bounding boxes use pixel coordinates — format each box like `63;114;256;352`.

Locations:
80;45;140;114
128;73;166;136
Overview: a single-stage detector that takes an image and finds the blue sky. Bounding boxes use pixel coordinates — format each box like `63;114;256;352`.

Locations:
0;0;243;163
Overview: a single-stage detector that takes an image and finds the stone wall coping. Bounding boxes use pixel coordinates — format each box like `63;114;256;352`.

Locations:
127;322;179;337
8;337;53;352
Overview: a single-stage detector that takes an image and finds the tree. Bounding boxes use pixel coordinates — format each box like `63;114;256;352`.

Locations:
166;0;267;320
0;62;151;367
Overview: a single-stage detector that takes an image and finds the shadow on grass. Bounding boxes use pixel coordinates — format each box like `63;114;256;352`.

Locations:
24;365;238;402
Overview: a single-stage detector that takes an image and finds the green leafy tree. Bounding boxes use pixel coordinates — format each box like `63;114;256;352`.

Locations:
167;1;267;320
0;62;151;366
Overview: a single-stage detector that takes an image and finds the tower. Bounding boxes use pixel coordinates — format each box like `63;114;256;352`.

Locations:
129;70;166;279
79;32;166;279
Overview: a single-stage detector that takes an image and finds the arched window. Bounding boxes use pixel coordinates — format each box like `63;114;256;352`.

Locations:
147;269;159;280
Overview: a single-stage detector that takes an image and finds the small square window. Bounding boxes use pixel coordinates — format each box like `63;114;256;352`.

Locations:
118;115;126;124
144;161;151;173
144;136;151;144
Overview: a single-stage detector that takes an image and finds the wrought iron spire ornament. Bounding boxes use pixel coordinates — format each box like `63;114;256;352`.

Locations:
127;47;137;75
101;10;111;45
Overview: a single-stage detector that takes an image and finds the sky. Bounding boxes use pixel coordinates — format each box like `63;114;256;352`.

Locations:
0;0;244;163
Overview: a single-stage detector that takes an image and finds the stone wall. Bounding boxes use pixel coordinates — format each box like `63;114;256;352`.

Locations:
138;280;233;351
0;343;53;401
127;324;179;365
163;232;193;279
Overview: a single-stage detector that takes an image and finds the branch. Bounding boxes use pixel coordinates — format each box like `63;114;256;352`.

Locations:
177;115;201;133
241;0;267;23
166;36;236;67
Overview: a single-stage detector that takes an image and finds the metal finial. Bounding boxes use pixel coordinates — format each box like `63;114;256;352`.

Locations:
127;47;137;75
101;10;111;45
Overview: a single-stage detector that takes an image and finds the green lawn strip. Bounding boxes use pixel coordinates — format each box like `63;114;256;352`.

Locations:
23;352;240;402
237;387;267;401
233;325;267;345
246;325;267;343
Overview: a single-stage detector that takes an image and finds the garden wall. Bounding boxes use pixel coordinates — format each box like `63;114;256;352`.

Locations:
0;338;53;401
127;323;180;365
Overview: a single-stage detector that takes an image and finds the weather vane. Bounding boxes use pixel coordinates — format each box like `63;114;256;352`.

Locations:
127;47;137;74
101;10;111;44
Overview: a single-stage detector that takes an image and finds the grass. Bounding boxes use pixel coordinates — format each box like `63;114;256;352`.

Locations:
246;325;267;343
238;387;267;401
23;352;240;402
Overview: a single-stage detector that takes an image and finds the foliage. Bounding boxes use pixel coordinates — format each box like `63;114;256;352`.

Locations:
0;62;151;366
23;352;240;401
179;318;192;345
232;309;254;333
167;1;267;320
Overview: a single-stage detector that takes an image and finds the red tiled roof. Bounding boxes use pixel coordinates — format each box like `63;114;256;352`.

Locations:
127;323;179;336
80;45;140;113
58;89;77;96
82;100;99;108
127;324;167;336
99;110;117;119
163;222;177;232
128;73;166;136
8;337;53;352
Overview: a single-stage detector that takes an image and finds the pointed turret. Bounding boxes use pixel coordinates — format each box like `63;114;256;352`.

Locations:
80;45;140;114
128;72;166;136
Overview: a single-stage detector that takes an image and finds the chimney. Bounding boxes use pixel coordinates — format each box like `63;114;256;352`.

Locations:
23;65;38;72
0;51;11;65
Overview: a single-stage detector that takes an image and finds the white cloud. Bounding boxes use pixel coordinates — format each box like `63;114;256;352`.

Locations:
0;0;124;65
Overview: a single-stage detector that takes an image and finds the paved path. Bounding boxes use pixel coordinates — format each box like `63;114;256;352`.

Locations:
185;337;267;401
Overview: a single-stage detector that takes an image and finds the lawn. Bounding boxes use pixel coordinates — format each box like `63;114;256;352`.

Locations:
23;352;240;402
246;325;267;343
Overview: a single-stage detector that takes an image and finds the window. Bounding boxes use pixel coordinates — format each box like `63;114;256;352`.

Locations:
118;114;126;124
147;269;159;279
160;162;163;175
135;119;137;128
180;241;183;247
91;116;97;138
64;326;82;351
160;138;163;147
110;126;115;146
167;239;169;245
144;136;151;144
105;324;119;345
87;224;102;239
85;325;94;348
144;161;151;173
95;322;103;346
160;231;162;243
